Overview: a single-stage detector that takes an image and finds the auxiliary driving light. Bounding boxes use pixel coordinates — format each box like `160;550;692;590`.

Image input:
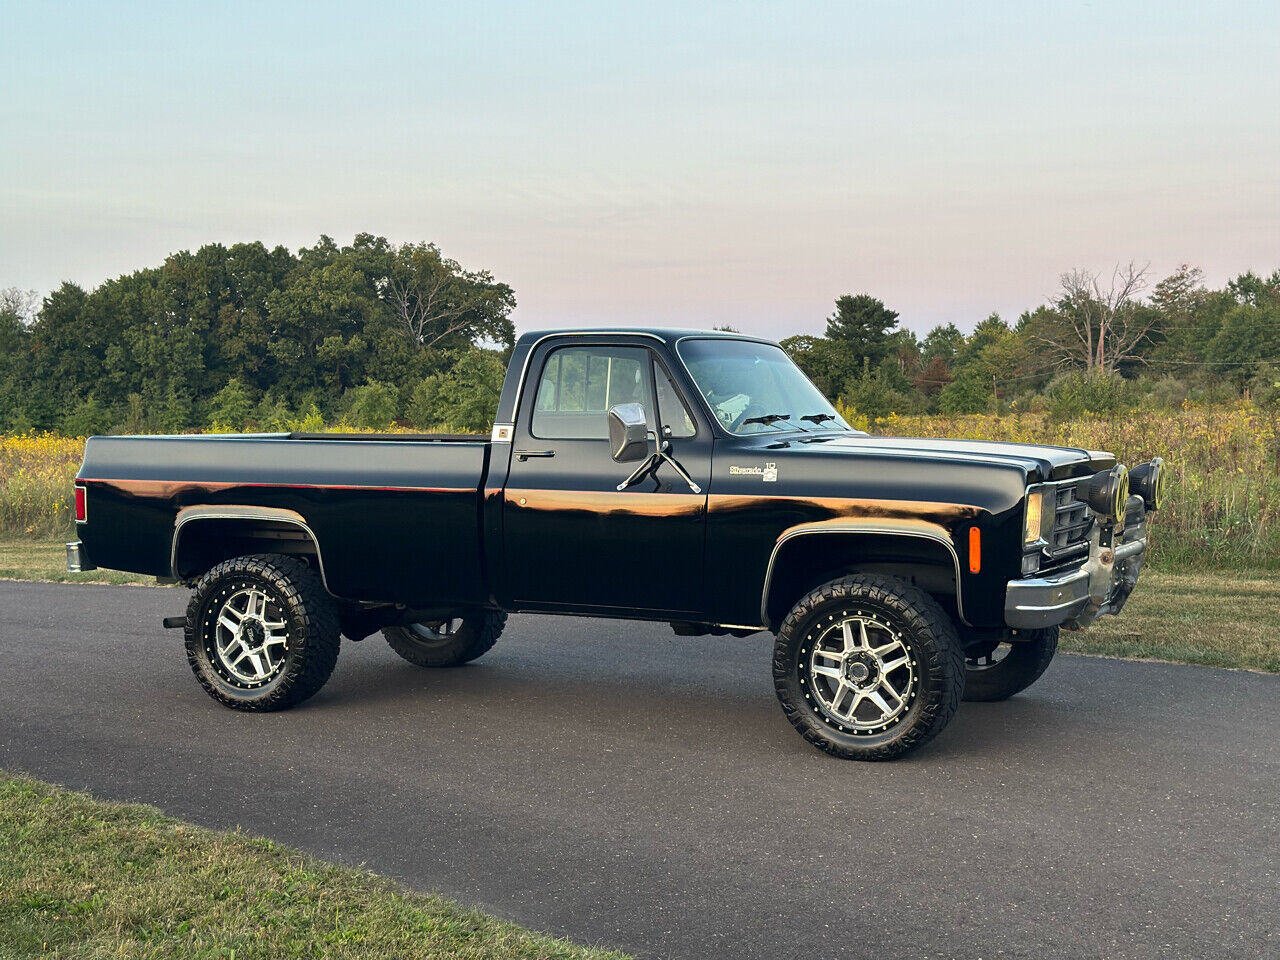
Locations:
1129;457;1166;511
1081;464;1129;524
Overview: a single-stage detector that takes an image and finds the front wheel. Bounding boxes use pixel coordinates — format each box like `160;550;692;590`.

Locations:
772;574;965;761
962;628;1058;701
382;611;507;668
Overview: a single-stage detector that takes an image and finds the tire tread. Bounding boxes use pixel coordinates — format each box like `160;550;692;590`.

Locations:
772;573;965;761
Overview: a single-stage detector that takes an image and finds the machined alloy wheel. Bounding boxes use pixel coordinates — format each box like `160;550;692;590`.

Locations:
805;613;917;734
209;585;291;688
185;554;340;711
773;574;965;761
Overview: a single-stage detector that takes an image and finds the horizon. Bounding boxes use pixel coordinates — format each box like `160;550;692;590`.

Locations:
3;1;1278;339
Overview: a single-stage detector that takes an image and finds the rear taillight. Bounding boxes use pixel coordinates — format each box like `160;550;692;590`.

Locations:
74;485;87;522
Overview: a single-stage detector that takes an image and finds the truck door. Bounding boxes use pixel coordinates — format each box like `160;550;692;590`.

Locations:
501;339;711;615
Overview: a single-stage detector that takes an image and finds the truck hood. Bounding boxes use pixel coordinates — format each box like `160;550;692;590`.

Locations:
774;433;1114;482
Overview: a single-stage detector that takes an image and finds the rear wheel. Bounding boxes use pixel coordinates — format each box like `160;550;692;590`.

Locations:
962;628;1058;701
184;554;340;711
383;611;507;668
773;574;965;761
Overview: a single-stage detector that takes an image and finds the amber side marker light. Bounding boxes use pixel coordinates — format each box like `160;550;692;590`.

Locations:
968;527;981;573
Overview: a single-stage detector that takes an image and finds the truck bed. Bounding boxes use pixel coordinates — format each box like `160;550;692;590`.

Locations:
76;433;493;605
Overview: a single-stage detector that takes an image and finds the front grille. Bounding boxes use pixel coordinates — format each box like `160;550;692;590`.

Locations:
1045;480;1093;559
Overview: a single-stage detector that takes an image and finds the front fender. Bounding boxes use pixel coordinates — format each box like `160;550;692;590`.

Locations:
760;520;967;630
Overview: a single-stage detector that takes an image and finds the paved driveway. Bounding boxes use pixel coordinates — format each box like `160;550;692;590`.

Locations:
1;581;1276;959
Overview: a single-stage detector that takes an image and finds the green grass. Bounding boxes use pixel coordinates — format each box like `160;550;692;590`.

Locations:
0;773;628;960
1061;568;1280;672
2;540;1276;672
0;540;157;585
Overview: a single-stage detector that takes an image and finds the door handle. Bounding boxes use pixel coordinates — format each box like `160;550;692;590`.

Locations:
515;449;556;461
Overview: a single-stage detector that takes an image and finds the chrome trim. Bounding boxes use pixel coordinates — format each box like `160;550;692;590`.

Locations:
66;541;95;573
169;506;338;596
760;523;967;630
1005;523;1147;629
508;331;665;433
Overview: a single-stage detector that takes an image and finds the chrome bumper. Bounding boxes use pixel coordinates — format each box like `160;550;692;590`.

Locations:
1005;520;1146;630
66;541;96;573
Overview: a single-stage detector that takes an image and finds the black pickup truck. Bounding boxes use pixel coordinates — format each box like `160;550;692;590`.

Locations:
68;328;1165;760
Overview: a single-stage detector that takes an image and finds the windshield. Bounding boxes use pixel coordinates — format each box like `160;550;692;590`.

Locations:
677;338;851;435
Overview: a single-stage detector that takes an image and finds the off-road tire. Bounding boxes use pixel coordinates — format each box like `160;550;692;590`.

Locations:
184;554;340;711
773;574;965;761
383;611;507;668
962;627;1058;702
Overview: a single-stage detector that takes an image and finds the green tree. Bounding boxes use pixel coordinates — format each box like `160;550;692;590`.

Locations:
344;380;400;429
922;322;964;363
779;334;855;398
407;349;506;432
0;288;36;428
1208;303;1280;382
207;378;254;431
61;396;114;436
824;294;899;366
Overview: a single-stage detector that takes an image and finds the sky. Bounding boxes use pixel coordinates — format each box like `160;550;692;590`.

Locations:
2;1;1278;339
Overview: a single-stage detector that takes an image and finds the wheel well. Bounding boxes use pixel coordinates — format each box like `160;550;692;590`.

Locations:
172;517;323;584
763;532;960;629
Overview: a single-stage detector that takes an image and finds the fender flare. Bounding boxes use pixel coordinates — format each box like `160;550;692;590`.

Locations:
759;520;967;630
170;505;331;591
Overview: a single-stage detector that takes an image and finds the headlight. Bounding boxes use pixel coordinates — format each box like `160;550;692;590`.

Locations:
1024;490;1043;545
1130;458;1166;511
1081;465;1129;524
1023;488;1054;546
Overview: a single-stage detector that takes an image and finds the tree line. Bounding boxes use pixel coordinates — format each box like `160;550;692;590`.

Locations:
782;264;1280;420
0;234;515;435
2;236;1279;435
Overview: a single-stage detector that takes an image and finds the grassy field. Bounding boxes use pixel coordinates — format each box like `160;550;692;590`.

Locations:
0;773;627;960
2;540;1276;672
1061;570;1279;672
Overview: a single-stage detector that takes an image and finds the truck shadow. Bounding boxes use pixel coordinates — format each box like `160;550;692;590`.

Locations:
312;622;1088;767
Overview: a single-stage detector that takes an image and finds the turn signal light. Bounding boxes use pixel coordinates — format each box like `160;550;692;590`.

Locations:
74;485;87;522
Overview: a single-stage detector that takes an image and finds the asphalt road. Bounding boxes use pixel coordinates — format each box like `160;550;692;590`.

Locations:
1;580;1277;959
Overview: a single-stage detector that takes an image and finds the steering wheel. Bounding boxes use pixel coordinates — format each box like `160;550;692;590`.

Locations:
729;402;769;432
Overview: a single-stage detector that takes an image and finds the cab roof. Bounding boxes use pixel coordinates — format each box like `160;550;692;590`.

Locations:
515;327;776;346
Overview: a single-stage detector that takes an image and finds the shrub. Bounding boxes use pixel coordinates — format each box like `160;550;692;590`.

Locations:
407;349;505;432
344;380;399;430
60;397;114;437
207;379;253;432
1044;370;1128;418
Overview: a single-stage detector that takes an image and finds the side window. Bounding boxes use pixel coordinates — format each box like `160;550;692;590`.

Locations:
654;360;696;438
531;345;654;439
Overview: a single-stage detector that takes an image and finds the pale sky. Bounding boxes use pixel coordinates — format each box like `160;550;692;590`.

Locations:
3;1;1278;339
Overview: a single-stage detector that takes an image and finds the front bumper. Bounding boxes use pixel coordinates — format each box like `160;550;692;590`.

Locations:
1005;505;1147;630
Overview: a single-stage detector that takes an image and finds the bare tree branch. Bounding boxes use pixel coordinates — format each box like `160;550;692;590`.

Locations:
1032;263;1151;373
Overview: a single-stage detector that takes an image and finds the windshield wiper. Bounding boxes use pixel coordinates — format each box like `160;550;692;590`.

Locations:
742;412;807;432
800;412;850;430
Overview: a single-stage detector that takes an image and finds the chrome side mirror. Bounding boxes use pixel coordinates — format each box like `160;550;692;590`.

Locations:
607;403;650;462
